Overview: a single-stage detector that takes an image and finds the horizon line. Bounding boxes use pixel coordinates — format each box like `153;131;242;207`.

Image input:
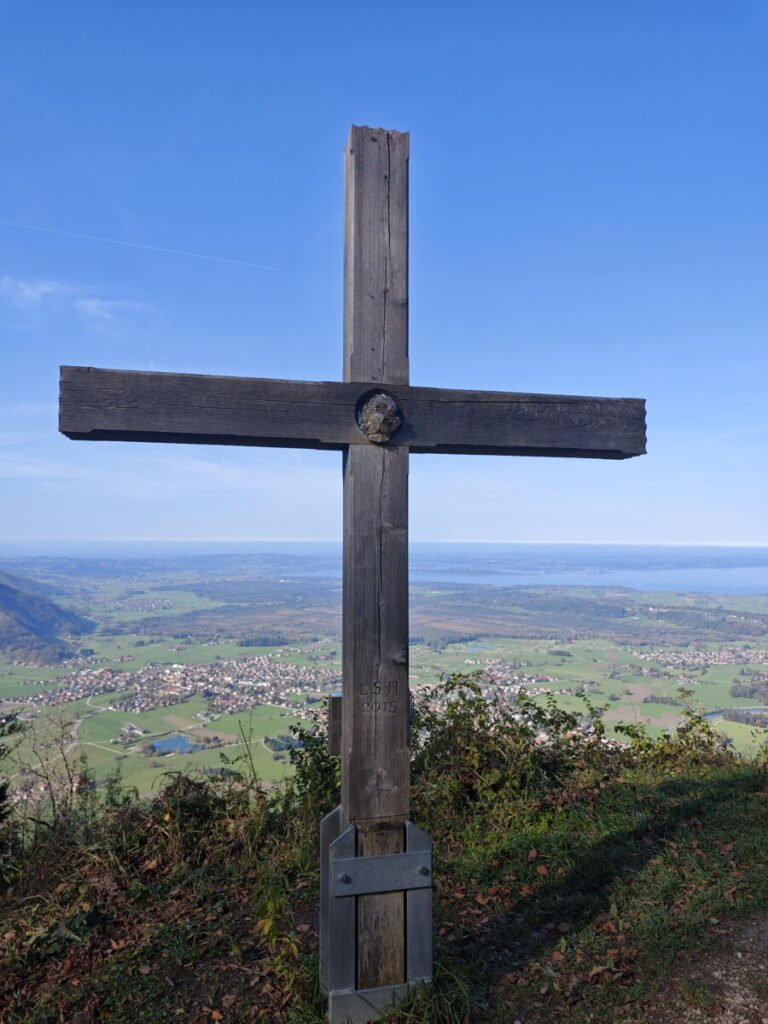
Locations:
1;539;767;549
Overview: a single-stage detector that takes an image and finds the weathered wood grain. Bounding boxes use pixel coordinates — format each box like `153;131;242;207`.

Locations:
59;366;646;458
342;445;409;984
344;126;409;385
328;694;343;757
357;823;405;988
341;445;410;824
342;126;410;992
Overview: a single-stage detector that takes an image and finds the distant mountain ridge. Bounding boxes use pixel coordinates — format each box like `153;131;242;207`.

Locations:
0;570;94;664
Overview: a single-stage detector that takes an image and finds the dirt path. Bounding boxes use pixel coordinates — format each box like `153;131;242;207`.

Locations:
648;915;768;1024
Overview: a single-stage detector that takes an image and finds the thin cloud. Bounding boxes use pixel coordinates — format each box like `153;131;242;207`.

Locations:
0;447;339;502
73;297;152;321
0;219;279;271
0;452;94;481
0;275;155;324
0;276;70;307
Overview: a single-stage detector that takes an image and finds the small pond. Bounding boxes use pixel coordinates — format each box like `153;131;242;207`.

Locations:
151;735;203;754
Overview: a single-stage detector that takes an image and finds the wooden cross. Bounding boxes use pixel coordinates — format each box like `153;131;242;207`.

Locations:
60;125;645;1017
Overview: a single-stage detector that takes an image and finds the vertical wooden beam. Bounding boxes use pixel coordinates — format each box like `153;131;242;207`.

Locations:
342;125;410;990
344;125;409;385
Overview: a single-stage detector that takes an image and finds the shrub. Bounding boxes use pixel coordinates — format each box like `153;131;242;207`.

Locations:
0;713;25;828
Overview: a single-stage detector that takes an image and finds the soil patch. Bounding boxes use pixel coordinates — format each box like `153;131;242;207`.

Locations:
650;914;768;1024
164;714;197;728
189;727;238;743
603;706;681;728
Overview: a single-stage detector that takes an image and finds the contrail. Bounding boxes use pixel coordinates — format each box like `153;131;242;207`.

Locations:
0;218;279;271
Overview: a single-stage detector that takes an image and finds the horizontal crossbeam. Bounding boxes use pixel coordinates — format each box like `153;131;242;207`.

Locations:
60;366;646;459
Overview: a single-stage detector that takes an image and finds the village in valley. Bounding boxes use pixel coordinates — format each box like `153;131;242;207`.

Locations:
1;553;767;804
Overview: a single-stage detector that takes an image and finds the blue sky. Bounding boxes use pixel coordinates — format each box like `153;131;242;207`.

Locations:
1;1;765;546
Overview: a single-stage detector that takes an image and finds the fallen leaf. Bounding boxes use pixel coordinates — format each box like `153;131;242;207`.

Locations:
536;865;549;876
589;965;609;978
222;994;237;1008
55;882;67;894
138;965;151;975
552;950;565;963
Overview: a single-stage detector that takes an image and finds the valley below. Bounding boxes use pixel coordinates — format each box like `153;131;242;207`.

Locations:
1;548;766;799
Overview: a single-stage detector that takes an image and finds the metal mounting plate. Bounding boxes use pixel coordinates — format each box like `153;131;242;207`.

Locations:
332;850;431;896
328;982;427;1024
319;810;433;1022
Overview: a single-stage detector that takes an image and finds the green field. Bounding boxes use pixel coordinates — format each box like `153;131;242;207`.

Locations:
76;699;210;743
408;637;768;753
2;574;766;793
0;634;322;703
1;689;312;795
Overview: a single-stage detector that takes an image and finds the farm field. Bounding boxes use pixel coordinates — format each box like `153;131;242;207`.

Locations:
3;627;766;798
2;695;310;795
1;555;766;797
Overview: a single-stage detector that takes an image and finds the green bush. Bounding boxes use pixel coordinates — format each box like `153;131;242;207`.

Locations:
0;713;25;829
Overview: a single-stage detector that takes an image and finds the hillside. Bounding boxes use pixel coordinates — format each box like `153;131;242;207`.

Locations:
1;682;766;1023
0;570;94;663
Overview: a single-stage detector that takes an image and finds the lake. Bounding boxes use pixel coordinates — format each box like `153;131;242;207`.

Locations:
151;735;203;754
1;541;766;594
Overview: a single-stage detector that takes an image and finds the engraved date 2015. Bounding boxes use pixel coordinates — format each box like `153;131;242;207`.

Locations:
359;679;399;713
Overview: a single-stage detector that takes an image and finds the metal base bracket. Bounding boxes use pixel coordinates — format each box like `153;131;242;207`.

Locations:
327;981;428;1024
319;806;433;1023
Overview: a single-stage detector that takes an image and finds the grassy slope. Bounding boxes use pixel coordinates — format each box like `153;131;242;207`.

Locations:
1;688;767;1024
